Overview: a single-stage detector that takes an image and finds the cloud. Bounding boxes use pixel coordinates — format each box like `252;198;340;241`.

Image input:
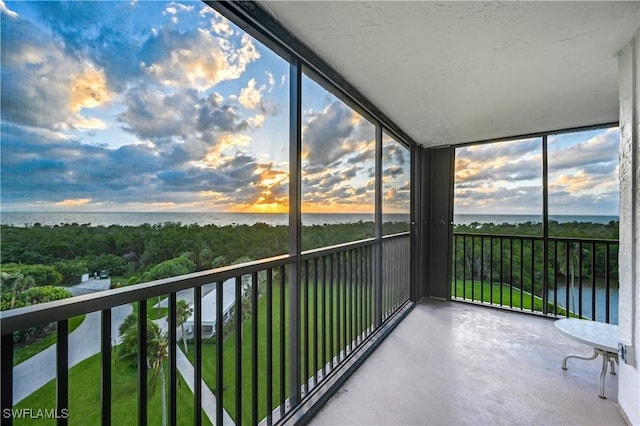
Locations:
1;15;90;131
247;114;265;129
0;6;133;135
341;165;362;180
141;28;260;91
458;138;540;163
380;138;410;211
1;1;17;18
116;86;262;164
454;138;543;214
455;185;543;214
548;128;619;170
238;79;264;109
163;2;194;16
69;66;113;112
0;2;288;212
298;96;381;211
204;6;234;37
347;146;375;164
454;130;619;215
384;166;404;178
302;102;356;167
383;142;409;166
266;71;276;90
1;120;288;210
455;139;542;186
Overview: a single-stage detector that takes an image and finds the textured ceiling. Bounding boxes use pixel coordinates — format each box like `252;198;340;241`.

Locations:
257;1;639;147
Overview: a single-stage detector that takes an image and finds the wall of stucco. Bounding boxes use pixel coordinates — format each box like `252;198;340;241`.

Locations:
618;28;640;426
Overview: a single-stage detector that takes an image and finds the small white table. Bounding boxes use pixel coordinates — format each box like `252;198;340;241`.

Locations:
554;318;619;399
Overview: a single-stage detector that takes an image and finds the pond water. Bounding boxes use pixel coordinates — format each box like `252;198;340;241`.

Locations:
549;285;619;324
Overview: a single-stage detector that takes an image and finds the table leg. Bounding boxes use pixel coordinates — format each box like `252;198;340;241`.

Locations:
562;348;598;370
609;357;616;375
598;349;608;399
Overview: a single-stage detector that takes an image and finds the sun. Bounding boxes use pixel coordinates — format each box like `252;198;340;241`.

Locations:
249;202;288;213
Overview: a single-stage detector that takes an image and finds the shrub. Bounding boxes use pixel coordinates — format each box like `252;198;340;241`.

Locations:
0;264;62;287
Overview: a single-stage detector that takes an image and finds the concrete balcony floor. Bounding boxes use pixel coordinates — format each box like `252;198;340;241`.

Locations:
312;300;626;425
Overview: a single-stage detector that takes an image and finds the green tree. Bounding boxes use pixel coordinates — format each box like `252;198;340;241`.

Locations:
86;254;128;276
142;256;197;317
175;300;192;354
143;256;196;282
53;259;88;285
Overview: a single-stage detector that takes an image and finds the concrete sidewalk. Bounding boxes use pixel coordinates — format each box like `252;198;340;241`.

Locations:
175;347;235;425
153;316;235;425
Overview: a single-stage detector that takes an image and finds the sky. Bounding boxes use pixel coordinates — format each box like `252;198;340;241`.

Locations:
0;1;615;217
1;0;410;214
454;127;620;216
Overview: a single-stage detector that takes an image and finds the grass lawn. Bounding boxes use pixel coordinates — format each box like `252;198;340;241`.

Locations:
13;315;86;366
187;274;374;424
14;348;211;426
131;298;168;321
452;280;569;315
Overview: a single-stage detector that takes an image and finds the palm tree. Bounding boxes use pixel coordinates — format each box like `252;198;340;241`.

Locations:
1;272;35;309
175;299;192;354
556;241;582;316
119;312;169;426
147;324;168;426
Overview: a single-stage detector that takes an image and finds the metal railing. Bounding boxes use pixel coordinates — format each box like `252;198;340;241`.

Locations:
1;234;411;425
452;233;619;324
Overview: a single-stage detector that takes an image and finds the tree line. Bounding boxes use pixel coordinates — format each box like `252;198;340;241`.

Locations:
452;220;620;296
0;221;408;301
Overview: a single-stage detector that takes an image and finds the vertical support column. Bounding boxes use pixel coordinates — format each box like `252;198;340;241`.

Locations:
215;281;224;426
56;320;68;426
101;309;112;426
617;27;640;426
542;136;549;314
410;145;430;302
168;293;177;426
410;145;422;302
194;285;202;426
137;301;147;426
428;147;454;300
374;125;383;327
288;59;302;406
1;333;13;426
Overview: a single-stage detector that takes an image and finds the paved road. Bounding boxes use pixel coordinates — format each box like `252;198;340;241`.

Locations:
13;303;132;404
64;277;111;296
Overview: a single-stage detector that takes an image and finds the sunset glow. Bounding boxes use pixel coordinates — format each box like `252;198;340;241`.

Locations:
1;1;410;216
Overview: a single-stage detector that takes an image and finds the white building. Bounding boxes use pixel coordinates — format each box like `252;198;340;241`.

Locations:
184;278;236;339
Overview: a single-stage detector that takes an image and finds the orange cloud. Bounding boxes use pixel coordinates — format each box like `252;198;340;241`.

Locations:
69;66;112;112
56;198;91;206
